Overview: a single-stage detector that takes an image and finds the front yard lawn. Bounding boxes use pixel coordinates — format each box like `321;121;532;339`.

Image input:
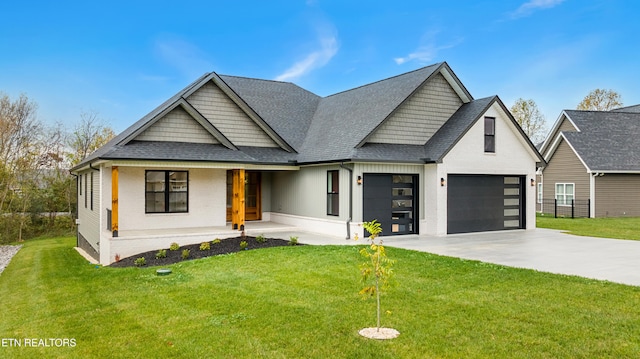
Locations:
1;236;639;358
537;214;640;240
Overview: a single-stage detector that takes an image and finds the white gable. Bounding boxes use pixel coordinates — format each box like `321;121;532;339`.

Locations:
367;72;463;145
135;106;219;144
444;102;538;174
187;81;278;148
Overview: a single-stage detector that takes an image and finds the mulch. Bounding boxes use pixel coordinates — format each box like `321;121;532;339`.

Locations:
109;236;298;268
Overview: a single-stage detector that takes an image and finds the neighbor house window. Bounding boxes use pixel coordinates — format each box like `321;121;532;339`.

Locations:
484;117;495;153
327;170;339;216
79;175;82;196
145;170;189;213
555;183;574;206
537;183;543;204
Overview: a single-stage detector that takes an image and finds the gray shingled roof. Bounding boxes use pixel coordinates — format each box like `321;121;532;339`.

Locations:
75;62;520;170
297;63;444;162
562;110;640;171
423;96;496;161
611;104;640;113
218;75;320;152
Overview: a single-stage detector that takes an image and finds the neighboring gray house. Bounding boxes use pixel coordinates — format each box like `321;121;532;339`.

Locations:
72;62;543;264
537;108;640;217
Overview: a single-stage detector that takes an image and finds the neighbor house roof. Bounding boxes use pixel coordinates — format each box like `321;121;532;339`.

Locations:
546;110;640;172
74;62;537;170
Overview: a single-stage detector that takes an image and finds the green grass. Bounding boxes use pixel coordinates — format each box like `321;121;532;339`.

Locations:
1;237;640;358
537;214;640;240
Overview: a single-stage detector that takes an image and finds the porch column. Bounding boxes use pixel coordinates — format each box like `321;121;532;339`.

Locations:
232;169;245;230
111;166;119;237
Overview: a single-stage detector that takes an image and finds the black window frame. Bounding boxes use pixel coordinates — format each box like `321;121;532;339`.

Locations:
79;175;82;196
90;172;94;211
484;116;495;153
327;170;339;216
145;170;189;214
84;173;88;208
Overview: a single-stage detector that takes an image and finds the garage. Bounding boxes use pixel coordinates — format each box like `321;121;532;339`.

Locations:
447;175;525;234
363;174;418;236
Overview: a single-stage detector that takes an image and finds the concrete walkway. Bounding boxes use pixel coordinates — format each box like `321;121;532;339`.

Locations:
286;228;640;287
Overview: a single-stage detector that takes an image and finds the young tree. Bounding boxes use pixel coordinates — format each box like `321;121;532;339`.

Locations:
577;89;623;111
356;220;399;339
510;98;547;145
67;111;115;166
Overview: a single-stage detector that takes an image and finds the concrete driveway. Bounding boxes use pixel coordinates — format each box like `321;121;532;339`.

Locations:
291;228;640;286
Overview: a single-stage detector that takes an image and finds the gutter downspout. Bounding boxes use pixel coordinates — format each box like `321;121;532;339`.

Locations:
340;163;353;240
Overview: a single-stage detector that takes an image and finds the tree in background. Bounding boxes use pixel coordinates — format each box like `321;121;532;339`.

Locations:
67;111;115;166
577;89;623;111
510;98;548;145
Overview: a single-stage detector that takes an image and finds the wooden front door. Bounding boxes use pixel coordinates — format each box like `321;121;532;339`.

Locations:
227;171;261;221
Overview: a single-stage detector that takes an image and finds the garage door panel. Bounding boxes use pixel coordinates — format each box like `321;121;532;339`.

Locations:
448;175;524;234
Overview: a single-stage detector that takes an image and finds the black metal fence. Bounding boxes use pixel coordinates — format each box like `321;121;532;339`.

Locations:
538;199;590;218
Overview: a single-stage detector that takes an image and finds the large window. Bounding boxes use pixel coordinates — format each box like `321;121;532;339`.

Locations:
484;117;495;153
327;170;339;216
145;171;189;213
555;183;574;206
537;182;543;204
90;172;94;211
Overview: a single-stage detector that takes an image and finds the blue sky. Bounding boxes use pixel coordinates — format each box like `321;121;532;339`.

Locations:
2;0;638;133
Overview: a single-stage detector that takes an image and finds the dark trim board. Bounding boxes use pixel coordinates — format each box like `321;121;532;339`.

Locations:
447;174;525;234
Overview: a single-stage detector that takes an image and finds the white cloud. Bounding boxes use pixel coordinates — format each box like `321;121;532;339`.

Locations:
509;0;565;19
394;31;462;65
275;29;339;82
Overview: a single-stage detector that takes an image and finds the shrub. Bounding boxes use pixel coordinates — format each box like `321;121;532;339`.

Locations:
181;249;190;260
200;242;210;251
289;236;299;246
212;238;221;245
169;242;180;251
155;249;167;259
256;234;267;243
240;241;248;250
134;257;146;267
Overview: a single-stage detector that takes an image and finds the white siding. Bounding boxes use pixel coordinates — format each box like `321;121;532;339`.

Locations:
441;102;539;232
117;167;227;232
77;169;101;253
187;81;278;147
271;165;349;220
367;73;463;145
135;106;219;144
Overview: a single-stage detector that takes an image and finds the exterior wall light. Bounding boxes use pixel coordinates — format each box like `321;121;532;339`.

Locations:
357;176;362;185
530;178;536;187
440;177;446;187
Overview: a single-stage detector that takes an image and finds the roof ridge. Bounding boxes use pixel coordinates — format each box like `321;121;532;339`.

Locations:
324;62;443;98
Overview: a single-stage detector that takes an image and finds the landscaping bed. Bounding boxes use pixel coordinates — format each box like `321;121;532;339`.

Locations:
109;235;298;267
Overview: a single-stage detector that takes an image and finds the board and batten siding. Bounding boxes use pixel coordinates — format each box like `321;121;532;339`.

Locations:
367;72;463;145
542;139;590;203
595;174;640;217
186;81;278;147
270;165;350;220
77;169;101;254
352;163;425;223
135;106;219;144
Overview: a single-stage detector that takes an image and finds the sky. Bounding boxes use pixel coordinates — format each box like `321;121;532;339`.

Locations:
2;0;638;134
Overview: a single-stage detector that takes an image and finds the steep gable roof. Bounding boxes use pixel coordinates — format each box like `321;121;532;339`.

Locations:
558;110;640;172
75;62;528;170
